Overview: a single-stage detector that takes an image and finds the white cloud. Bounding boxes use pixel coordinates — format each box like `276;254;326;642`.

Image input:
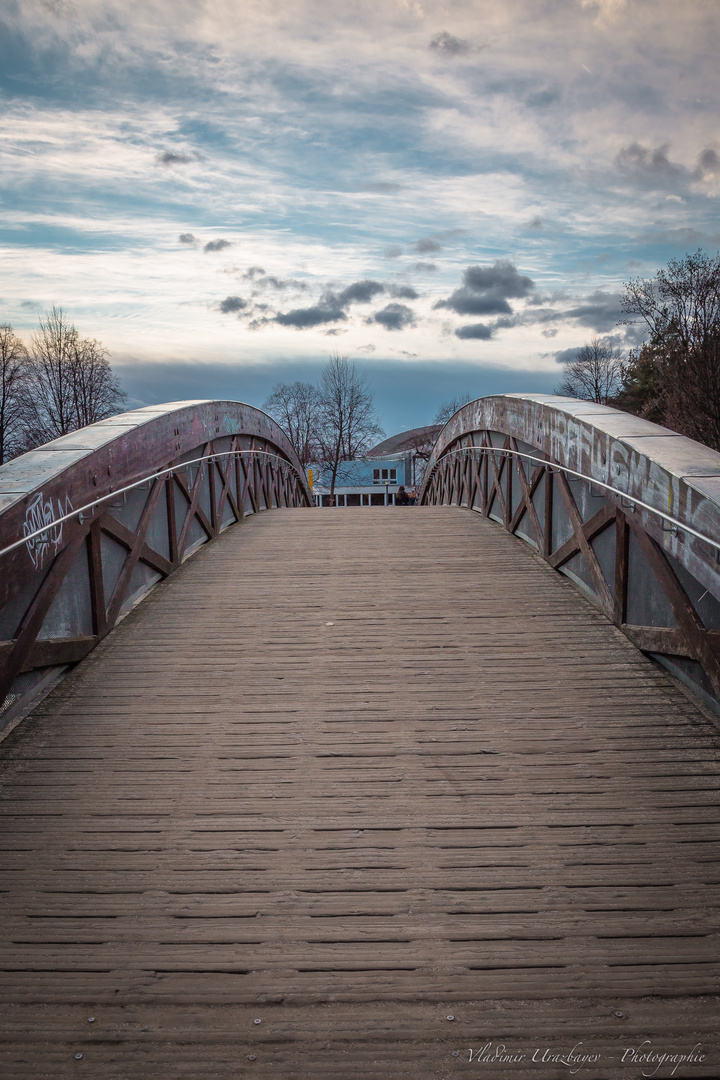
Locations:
1;0;719;377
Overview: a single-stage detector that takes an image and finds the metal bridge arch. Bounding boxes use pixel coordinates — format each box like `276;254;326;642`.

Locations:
0;400;311;733
421;392;720;714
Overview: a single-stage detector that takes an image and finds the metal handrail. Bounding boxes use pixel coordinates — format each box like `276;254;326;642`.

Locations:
0;449;303;561
430;444;720;554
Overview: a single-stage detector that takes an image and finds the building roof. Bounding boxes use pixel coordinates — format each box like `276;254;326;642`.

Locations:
365;424;443;458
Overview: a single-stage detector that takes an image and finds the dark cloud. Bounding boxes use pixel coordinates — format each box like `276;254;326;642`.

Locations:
413;262;437;272
562;290;622;332
455;323;493;340
429;31;470;55
237;266;308;292
435;260;535;317
336;279;385;305
204;239;232;252
415;237;442;253
219;295;247;314
268;279;415;331
442;291;512;316
467;305;555;331
526;290;566;307
371;303;415;331
383;246;403;259
156;150;199;166
555;346;583;366
249;273;309;291
387;284;419;300
275;298;347;328
475;288;640;343
178;232;197;244
616;142;684;186
526;216;544;231
694;148;720;180
463;263;535;298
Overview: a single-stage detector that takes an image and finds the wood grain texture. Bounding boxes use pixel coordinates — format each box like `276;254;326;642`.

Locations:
0;505;718;1078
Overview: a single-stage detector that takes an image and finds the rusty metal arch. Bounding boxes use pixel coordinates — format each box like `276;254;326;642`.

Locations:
420;393;720;715
0;400;311;734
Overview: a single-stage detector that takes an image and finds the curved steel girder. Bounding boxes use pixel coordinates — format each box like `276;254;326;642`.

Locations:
421;393;720;606
0;400;312;609
0;401;312;729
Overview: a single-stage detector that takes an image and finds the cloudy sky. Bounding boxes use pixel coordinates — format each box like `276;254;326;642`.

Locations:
1;0;719;432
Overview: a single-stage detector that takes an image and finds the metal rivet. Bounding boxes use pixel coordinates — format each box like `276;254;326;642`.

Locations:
248;1053;257;1060
451;1050;459;1057
325;621;334;626
446;1015;455;1021
253;1018;262;1025
75;1053;83;1060
615;1010;624;1018
87;1017;95;1023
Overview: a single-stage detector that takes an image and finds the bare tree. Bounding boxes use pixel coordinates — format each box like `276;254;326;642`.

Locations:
555;338;624;404
317;354;384;496
263;380;323;467
0;324;30;463
70;335;126;430
26;307;80;441
434;392;472;426
619;249;720;448
23;307;126;446
621;249;720;356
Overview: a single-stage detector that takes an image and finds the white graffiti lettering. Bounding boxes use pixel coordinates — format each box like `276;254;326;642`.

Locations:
23;491;73;570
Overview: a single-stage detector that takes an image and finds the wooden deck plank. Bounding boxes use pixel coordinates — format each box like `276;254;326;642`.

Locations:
0;505;719;1076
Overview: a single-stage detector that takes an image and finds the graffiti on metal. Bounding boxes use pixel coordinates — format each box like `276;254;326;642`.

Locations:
23;491;73;570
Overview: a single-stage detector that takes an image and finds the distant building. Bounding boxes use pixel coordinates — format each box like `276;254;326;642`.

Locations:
365;423;442;487
310;424;442;507
310;457;408;507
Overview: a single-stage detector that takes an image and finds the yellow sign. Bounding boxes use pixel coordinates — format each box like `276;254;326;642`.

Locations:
308;468;313;490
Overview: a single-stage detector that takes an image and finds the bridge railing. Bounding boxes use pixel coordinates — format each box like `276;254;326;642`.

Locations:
0;400;311;735
420;393;720;715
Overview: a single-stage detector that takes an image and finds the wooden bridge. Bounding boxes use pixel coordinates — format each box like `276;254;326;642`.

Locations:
0;397;718;1078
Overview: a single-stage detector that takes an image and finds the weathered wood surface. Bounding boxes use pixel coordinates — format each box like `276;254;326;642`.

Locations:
0;505;718;1078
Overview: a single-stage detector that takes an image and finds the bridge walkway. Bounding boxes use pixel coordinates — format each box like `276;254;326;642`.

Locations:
0;506;719;1078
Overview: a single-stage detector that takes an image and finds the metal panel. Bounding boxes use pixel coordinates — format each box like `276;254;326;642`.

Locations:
0;400;311;734
421;393;720;712
36;544;93;641
100;532;127;604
